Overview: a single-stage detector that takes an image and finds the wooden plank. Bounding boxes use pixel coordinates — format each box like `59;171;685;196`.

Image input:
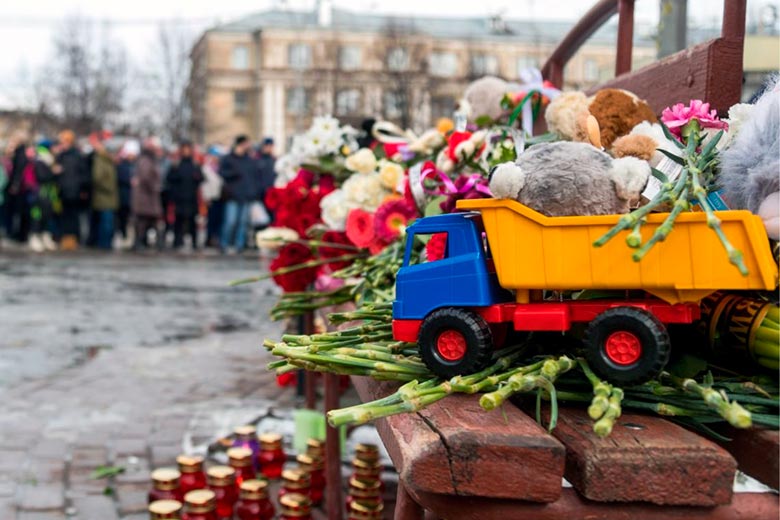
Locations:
549;407;737;506
408;487;779;520
717;428;780;490
324;373;343;520
587;38;743;118
394;483;424;520
615;0;634;76
417;394;564;502
352;376;565;502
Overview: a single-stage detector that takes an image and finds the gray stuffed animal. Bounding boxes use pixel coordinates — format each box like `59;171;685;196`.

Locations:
489;141;650;217
719;77;780;240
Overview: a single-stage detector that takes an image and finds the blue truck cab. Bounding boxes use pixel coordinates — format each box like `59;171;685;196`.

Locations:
393;212;510;322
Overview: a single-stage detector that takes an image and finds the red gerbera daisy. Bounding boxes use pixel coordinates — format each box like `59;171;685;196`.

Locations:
374;199;417;242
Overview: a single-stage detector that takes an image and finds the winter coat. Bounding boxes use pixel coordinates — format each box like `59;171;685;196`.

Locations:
8;144;27;194
219;152;256;203
131;150;162;218
117;159;134;208
255;153;276;201
165;158;204;217
92;151;119;211
55;147;88;203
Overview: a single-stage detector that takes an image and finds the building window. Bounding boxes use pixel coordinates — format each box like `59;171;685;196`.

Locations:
234;91;249;114
338;46;362;70
232;46;249;69
470;54;498;76
288;43;312;70
430;96;456;120
584;58;599;82
336;89;361;115
383;91;404;119
387;47;409;71
429;52;457;77
516;56;538;76
286;86;309;114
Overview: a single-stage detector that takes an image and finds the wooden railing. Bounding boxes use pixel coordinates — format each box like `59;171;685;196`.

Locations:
541;0;747;116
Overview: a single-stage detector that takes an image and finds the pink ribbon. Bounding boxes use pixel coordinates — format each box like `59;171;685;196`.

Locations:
420;164;492;198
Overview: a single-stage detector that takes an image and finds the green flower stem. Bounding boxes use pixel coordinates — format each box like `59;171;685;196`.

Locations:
231;253;366;286
661;372;752;428
632;187;690;261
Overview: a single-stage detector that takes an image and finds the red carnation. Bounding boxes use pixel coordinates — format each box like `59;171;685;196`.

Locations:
346;209;376;249
319;231;356;271
426;233;447;261
270;243;318;292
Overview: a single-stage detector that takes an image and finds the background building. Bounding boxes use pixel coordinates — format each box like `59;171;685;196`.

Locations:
189;3;660;149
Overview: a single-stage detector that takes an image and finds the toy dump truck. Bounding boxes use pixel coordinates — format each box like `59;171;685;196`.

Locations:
392;199;778;384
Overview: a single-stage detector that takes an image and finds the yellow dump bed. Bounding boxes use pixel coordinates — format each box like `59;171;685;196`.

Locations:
457;199;778;304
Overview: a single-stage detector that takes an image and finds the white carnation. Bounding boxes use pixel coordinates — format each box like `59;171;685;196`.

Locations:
255;227;299;249
320;189;355;231
345;148;378;174
342;173;387;211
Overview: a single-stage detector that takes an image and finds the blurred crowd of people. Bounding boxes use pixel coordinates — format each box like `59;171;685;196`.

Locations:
0;131;277;253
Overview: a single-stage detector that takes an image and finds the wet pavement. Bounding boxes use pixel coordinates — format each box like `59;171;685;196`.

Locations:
0;250;293;519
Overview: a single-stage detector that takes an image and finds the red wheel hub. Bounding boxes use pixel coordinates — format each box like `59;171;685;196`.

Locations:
605;331;642;365
436;330;467;361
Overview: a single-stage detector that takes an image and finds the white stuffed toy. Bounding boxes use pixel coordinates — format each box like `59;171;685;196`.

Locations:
489;141;651;217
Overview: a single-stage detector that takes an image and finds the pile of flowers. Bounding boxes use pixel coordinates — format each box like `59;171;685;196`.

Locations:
248;76;779;438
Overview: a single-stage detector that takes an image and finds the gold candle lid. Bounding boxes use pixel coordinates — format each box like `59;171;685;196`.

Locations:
176;455;203;473
355;443;379;459
296;453;324;471
239;478;269;500
206;465;236;486
279;492;312;515
352;458;382;472
227;447;254;467
349;476;382;492
149;499;183;518
151;468;181;490
258;432;283;448
306;438;324;456
234;425;257;438
281;468;311;489
183;489;215;513
350;500;384;513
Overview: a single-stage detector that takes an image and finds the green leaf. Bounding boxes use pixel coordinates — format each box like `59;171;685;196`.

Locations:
699;129;724;159
474;115;495;128
658;148;685;165
650;167;670;184
659;121;685;149
424;196;446;218
667;354;708;379
90;465;125;480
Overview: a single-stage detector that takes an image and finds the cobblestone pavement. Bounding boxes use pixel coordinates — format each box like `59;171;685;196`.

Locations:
0;251;293;519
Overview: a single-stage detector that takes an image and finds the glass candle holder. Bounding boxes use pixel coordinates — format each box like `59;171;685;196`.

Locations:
234;479;275;520
177;455;207;495
149;468;184;504
206;465;237;520
182;489;217;520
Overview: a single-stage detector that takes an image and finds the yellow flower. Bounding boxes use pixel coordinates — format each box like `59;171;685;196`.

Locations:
345;148;377;174
437;118;454;134
378;160;405;191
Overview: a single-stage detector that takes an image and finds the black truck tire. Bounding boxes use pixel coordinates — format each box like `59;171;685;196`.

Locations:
584;307;671;386
418;308;494;378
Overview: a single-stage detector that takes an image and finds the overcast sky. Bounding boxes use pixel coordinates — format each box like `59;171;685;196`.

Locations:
0;0;753;107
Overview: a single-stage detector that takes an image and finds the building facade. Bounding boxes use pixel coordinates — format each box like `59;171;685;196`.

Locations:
189;4;657;149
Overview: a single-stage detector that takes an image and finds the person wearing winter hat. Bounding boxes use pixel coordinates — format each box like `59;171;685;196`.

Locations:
26;145;60;252
131;137;163;250
165;140;203;250
53;129;87;250
219;135;255;253
89;131;119;250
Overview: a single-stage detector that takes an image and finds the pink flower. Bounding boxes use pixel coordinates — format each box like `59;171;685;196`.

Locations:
661;100;728;138
345;208;376;248
373;200;417;242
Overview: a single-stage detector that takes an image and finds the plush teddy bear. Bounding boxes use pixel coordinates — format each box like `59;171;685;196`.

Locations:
489;141;651;217
546;88;657;150
720;77;780;240
460;76;521;122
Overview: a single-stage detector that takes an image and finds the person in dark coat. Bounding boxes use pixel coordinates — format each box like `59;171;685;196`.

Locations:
165;141;203;249
116;141;138;244
53;130;88;250
4;135;30;241
131;138;163;250
219;135;255;253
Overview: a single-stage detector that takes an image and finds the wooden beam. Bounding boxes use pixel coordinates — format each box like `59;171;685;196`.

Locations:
615;0;635;76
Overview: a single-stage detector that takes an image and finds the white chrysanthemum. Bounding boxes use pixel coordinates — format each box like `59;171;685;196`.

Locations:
274;154;300;187
311;115;341;135
319;189;355;231
342;173;387;211
255;227;299;249
345;148;378;174
378;160;405;191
